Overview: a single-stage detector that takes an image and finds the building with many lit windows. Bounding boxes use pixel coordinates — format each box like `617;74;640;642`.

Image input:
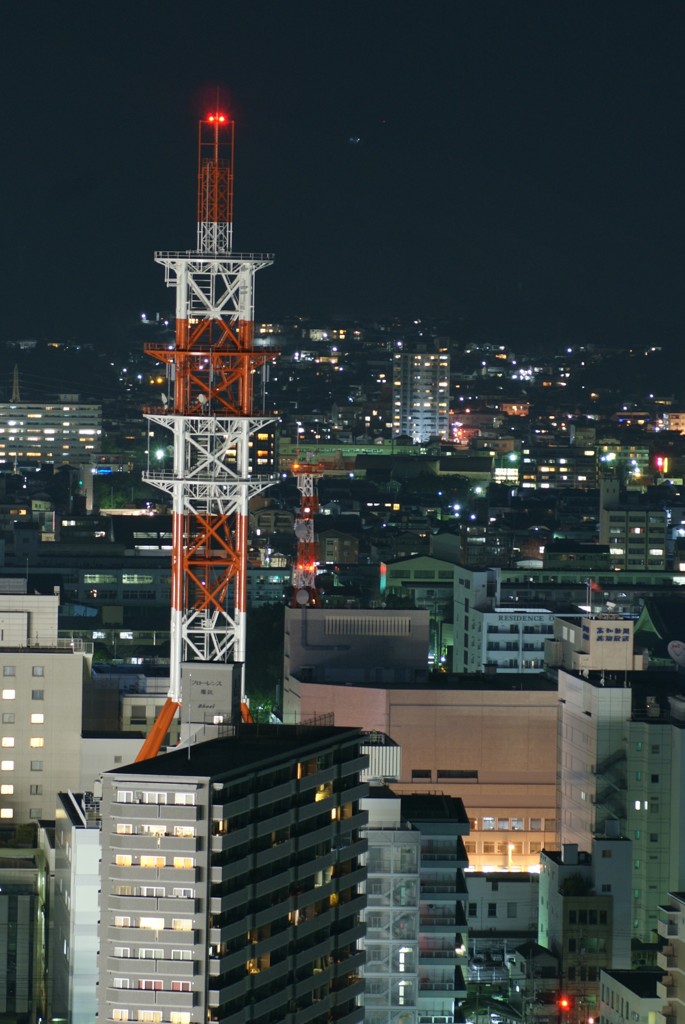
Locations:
392;351;450;443
97;725;369;1024
0;583;92;824
0;400;102;466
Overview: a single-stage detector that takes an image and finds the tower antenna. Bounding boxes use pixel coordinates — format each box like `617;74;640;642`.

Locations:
136;111;275;760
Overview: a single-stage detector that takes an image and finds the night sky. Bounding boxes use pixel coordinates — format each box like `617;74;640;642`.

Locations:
1;1;683;349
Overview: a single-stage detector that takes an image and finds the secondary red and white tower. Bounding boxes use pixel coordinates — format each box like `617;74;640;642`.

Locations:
137;113;274;759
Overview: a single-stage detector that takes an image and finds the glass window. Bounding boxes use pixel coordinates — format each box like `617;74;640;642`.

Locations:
30;760;43;771
1;690;15;700
30;714;44;724
1;760;15;771
1;737;14;748
140;856;166;868
529;818;542;831
1;714;14;724
487;903;497;917
483;816;495;831
29;808;42;819
172;918;193;931
497;818;509;830
0;784;13;795
138;917;165;930
30;785;42;795
31;690;44;700
30;737;44;748
173;857;194;869
2;667;15;677
0;808;14;819
32;666;44;677
115;855;132;867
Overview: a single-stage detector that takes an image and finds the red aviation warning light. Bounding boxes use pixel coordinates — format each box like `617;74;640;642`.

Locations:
558;996;572;1013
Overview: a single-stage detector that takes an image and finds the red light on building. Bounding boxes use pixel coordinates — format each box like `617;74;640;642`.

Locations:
558;996;572;1012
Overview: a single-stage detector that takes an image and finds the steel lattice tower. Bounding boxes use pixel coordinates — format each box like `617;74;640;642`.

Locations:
137;114;274;759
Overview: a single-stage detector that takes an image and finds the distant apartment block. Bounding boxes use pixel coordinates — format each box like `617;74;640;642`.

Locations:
0;586;92;824
0;401;102;466
392;351;450;443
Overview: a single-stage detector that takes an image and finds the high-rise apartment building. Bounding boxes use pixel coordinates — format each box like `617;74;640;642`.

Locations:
392;351;450;443
98;725;368;1024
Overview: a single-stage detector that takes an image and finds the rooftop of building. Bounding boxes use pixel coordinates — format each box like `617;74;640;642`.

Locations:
400;792;469;826
296;671;558;692
601;968;664;999
110;724;365;780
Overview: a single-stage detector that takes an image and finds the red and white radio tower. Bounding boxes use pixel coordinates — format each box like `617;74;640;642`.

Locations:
291;458;322;609
137;113;274;760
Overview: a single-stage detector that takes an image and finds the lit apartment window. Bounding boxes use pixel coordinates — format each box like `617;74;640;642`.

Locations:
139;917;165;930
137;1013;162;1023
140;856;166;868
116;790;133;803
115;855;132;867
173;857;194;869
1;738;14;748
0;785;13;795
116;824;133;835
1;761;15;771
2;690;15;700
0;808;13;819
174;792;195;805
30;714;44;725
29;738;44;748
113;1012;129;1022
170;1010;191;1022
172;918;192;931
173;825;195;838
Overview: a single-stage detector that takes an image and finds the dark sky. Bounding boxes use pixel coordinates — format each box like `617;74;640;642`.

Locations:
1;1;683;349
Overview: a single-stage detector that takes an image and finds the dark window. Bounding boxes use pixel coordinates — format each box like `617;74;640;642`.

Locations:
569;910;577;924
487;903;496;918
568;939;577;953
651;774;659;784
468;903;477;917
411;769;431;781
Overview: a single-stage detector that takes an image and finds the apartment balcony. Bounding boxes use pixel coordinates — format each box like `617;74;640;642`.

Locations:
420;948;457;966
657;977;676;1000
421;881;463;901
657;948;676;970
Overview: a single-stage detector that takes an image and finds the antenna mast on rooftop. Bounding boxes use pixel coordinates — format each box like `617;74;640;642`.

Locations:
137;112;275;760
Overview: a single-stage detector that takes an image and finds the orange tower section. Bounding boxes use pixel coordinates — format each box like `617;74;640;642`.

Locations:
137;113;274;760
